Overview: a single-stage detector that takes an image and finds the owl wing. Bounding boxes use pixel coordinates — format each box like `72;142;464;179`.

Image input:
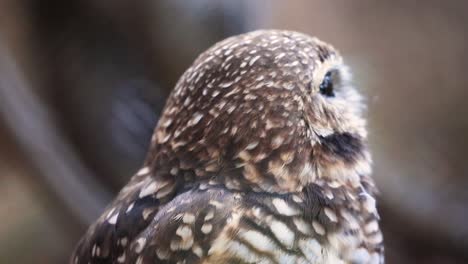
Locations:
70;168;180;264
71;180;241;264
71;182;331;264
72;175;383;264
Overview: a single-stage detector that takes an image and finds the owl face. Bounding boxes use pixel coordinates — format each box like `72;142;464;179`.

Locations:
304;56;370;186
149;30;370;193
306;57;366;140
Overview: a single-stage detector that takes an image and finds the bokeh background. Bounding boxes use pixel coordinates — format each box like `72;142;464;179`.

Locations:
1;1;467;263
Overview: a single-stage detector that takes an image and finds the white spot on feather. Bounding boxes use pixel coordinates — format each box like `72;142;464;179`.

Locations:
360;192;377;213
272;198;300;216
312;221;326;235
117;253;126;263
204;210;214;221
276;53;286;60
298;239;322;262
201;223;213;234
239;230;277;252
139;182;158;198
156;183;174;199
368;232;383;244
219;81;233;88
126;203;134;214
324;207;338;222
271;135;284;149
120;237;128;246
245;141;259;150
192;244;204;258
183;213;196;224
270;220;295;248
188;112;203;126
350;248;371;263
134;237;146;253
292;195;303;203
293;218;312;235
173;225;194;250
365;220;379;234
108;212;119;225
136;167;149;176
249;55;261;66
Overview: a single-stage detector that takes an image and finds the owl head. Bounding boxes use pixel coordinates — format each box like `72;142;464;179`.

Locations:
147;30;371;193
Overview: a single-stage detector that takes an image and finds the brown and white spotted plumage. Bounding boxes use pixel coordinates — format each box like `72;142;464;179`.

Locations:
71;30;384;264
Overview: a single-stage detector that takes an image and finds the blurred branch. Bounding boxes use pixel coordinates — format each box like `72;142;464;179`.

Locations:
0;42;111;224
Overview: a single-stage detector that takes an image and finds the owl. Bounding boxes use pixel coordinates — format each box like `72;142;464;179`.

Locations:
71;30;384;264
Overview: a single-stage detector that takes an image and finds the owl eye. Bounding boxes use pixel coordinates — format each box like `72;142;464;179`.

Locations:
319;71;335;97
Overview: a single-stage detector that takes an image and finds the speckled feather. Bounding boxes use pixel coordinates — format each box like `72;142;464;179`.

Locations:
71;30;384;264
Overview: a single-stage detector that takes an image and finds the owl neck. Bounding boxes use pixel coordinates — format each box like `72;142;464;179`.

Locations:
146;123;371;195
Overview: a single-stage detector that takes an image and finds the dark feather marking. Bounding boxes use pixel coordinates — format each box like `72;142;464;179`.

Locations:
319;132;364;163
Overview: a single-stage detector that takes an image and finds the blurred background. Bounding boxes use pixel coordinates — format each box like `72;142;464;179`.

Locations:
0;0;467;263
